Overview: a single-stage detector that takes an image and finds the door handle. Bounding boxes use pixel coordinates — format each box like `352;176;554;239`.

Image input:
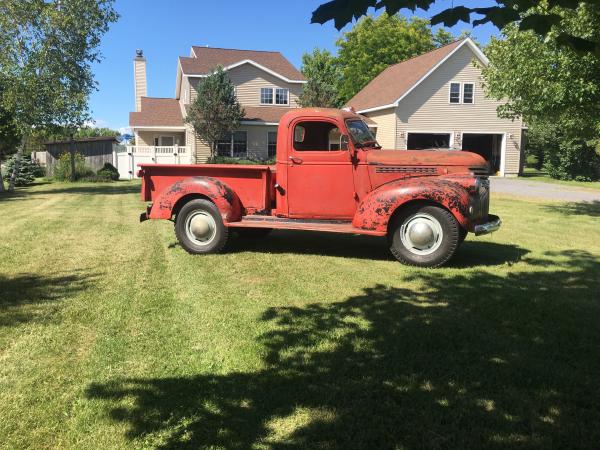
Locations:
289;156;303;164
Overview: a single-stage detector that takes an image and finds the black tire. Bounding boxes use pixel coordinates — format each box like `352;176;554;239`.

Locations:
458;227;468;244
175;199;229;254
235;227;273;238
388;204;460;268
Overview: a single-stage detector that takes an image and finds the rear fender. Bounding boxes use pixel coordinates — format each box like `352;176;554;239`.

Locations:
149;176;243;222
352;176;472;233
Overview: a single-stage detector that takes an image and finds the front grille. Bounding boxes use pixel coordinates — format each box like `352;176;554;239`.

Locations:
470;179;490;222
375;166;437;174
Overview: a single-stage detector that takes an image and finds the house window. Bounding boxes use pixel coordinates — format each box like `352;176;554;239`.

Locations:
275;88;289;105
260;88;273;105
463;83;474;104
267;131;277;158
449;82;461;103
260;87;290;105
216;131;247;157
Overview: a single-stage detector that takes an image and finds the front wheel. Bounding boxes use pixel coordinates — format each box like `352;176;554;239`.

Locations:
175;199;229;254
388;204;460;268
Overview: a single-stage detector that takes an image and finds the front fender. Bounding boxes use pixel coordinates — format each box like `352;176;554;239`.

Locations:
352;176;472;233
149;176;243;222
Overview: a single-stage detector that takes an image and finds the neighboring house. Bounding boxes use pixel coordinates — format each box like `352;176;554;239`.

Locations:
129;47;306;163
347;38;524;176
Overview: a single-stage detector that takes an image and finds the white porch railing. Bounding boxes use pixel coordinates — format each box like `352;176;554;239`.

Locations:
115;146;193;179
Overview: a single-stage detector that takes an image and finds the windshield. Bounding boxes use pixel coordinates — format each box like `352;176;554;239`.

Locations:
346;119;380;149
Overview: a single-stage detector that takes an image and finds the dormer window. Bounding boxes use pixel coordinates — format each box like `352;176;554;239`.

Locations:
449;82;475;104
260;87;289;105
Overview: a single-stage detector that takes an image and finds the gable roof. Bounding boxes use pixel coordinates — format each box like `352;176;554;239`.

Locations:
129;97;184;127
182;47;305;82
347;38;488;114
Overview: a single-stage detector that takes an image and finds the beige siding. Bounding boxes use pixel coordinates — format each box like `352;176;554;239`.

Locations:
187;124;277;163
134;58;147;112
187;125;211;164
135;131;185;147
365;108;396;149
239;125;278;160
179;75;191;108
188;63;302;108
394;44;523;175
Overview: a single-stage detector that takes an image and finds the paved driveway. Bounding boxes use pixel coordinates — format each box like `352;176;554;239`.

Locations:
491;177;600;202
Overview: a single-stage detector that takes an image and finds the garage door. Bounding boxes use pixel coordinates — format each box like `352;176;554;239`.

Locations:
407;133;451;150
462;133;503;173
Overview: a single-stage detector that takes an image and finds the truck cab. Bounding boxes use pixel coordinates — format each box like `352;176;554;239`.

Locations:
139;108;501;267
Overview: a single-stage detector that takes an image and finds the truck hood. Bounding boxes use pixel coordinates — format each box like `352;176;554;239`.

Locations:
367;149;487;168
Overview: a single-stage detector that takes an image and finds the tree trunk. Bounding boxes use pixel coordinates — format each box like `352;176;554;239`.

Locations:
0;162;5;192
8;136;26;191
70;133;76;182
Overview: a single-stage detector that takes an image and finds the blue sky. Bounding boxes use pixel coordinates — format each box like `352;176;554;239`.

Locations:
89;0;500;133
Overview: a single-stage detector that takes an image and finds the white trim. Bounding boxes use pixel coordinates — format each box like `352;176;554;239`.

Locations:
449;81;461;104
184;59;306;84
463;82;475;104
357;38;487;114
240;121;279;126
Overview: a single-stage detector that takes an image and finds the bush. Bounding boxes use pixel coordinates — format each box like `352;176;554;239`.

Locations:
96;162;119;181
544;139;600;181
2;154;38;186
53;152;94;181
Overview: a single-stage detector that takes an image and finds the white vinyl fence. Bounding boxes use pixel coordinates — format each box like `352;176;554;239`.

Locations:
115;145;193;179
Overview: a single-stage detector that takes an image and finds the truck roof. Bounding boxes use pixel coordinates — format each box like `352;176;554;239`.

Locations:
280;108;364;127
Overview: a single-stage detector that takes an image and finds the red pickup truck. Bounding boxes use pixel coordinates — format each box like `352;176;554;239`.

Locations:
139;108;500;267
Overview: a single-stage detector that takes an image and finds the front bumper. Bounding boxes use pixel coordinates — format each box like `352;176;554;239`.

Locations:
473;214;501;236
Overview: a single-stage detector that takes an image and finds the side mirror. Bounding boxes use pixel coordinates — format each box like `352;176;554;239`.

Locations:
294;126;305;143
340;134;350;151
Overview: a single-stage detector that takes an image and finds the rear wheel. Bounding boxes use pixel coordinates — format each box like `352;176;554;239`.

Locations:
388;204;460;268
175;199;229;254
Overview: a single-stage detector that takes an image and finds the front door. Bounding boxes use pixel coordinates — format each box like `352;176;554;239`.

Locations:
287;120;356;219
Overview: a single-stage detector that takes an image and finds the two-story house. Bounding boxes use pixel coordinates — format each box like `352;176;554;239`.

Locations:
348;38;524;176
129;47;306;163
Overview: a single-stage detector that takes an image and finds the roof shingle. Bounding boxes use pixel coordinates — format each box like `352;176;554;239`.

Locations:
347;40;465;112
181;47;305;81
129;97;184;127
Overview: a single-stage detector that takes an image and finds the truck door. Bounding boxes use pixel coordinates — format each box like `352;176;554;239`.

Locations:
287;120;356;219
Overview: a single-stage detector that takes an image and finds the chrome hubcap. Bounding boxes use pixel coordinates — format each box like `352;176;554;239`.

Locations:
185;211;217;245
400;213;443;255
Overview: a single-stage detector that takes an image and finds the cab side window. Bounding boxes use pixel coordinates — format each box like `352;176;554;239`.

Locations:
294;121;343;151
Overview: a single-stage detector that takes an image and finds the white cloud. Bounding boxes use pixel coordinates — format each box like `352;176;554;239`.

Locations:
118;126;132;135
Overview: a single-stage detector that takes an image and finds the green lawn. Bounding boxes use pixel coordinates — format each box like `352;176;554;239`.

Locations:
522;167;600;190
1;180;599;449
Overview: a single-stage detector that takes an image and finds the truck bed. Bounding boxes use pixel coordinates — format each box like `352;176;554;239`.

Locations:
139;163;275;214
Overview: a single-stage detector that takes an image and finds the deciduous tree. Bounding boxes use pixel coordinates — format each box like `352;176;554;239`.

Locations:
299;48;342;108
335;14;446;102
0;0;118;189
185;67;245;160
482;4;600;179
312;0;599;53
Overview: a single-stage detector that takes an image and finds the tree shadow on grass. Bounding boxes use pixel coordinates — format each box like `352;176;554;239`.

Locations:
0;271;95;327
0;182;140;201
86;249;600;449
542;200;600;217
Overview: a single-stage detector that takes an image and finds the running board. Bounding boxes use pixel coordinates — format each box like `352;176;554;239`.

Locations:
227;215;385;236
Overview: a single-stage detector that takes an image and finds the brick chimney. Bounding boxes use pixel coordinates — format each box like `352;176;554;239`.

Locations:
133;49;147;112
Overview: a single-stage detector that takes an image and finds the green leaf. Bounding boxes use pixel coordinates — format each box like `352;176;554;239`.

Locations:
519;14;562;35
430;6;473;27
